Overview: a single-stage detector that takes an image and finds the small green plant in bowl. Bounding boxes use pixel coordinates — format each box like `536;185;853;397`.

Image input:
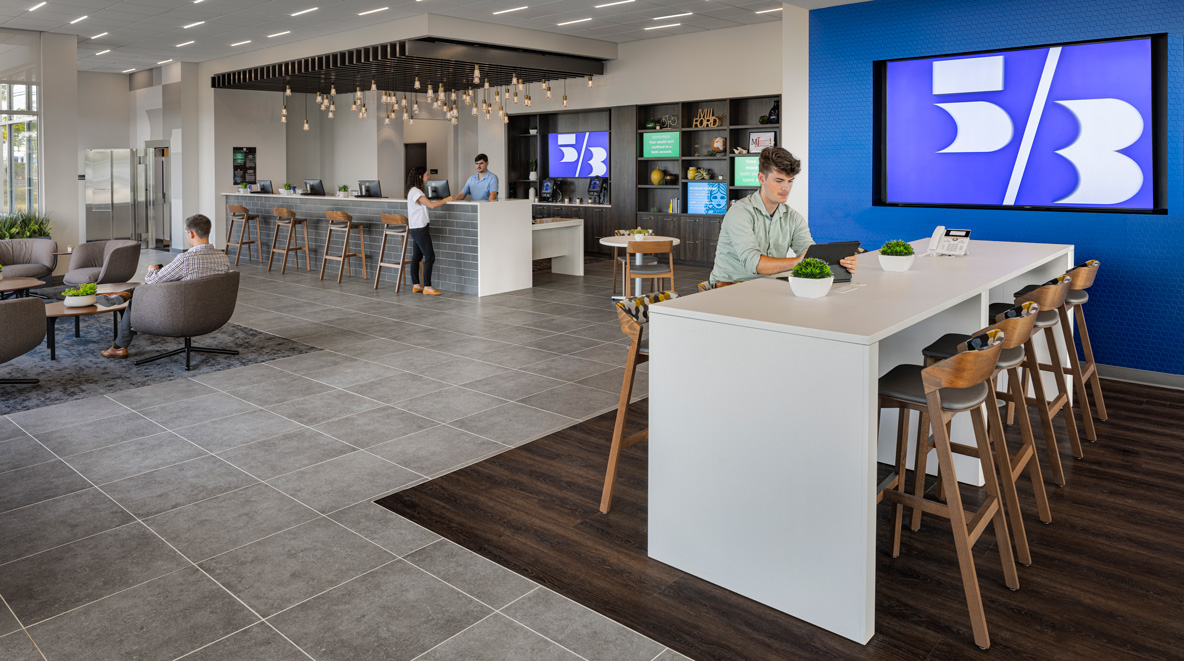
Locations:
238;182;248;190
878;239;916;272
788;257;833;298
62;282;99;307
791;258;833;279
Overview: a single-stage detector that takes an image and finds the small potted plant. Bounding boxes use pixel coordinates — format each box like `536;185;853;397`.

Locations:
62;283;98;308
529;125;538;135
238;182;248;193
280;183;294;196
337;184;350;198
878;239;915;272
788;257;833;298
627;227;652;240
529;159;538;181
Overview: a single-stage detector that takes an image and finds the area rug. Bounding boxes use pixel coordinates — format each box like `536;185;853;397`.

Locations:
0;313;316;415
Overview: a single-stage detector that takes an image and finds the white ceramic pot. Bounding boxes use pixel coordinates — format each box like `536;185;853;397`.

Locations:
279;189;293;196
64;294;97;308
879;254;915;272
789;276;833;298
529;129;537;135
336;191;349;198
529;172;537;181
0;272;5;281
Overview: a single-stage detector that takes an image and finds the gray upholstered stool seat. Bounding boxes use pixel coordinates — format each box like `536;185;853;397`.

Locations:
1066;289;1088;305
628;263;670;275
922;333;1025;369
878;364;990;410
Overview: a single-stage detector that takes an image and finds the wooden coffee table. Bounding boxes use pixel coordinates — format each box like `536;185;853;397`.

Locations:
0;277;46;299
42;283;138;360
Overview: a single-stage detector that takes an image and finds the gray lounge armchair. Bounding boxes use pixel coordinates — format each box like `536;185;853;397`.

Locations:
0;238;57;286
0;298;47;385
131;271;240;370
63;240;141;286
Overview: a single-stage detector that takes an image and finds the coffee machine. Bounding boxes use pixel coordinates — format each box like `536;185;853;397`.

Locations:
587;177;609;205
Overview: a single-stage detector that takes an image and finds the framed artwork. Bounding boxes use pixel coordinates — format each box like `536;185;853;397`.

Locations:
748;132;776;153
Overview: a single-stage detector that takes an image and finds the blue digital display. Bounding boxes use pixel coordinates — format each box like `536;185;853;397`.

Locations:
687;181;728;215
547;131;610;178
882;37;1155;210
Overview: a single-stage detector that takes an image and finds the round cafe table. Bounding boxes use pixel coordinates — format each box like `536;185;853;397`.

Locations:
599;235;681;298
0;277;46;299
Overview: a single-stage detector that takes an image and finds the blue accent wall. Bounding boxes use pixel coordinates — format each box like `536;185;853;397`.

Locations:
808;0;1183;375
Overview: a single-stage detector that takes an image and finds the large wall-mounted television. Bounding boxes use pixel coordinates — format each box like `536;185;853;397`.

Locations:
687;181;728;215
642;131;680;158
873;34;1166;213
548;131;609;178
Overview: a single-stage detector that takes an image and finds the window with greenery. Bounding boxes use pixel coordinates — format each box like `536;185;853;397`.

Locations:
1;83;39;215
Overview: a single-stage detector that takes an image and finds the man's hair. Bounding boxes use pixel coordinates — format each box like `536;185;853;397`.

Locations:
474;153;488;164
406;165;426;193
758;147;801;179
185;214;212;239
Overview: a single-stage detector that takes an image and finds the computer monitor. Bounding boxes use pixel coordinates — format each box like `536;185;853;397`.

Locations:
256;180;273;194
303;179;325;196
587;178;601;192
358;180;382;198
426;179;451;200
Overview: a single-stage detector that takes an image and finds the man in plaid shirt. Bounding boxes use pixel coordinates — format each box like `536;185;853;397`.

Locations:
100;214;231;358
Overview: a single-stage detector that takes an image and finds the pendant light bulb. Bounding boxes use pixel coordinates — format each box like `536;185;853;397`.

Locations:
513;91;518;104
329;101;335;111
511;74;517;86
414;77;420;89
504;114;509;124
546;88;551;99
472;105;477;116
484;80;489;90
518;80;524;92
316;91;322;104
328;111;333;118
370;80;377;92
351;100;357;112
303;118;309;131
588;75;593;88
402;94;407;108
285;84;291;97
330;85;336;97
563;94;568;108
384;115;390;125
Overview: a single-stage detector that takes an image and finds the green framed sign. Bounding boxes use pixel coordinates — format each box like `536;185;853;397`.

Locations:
642;131;680;158
734;156;760;187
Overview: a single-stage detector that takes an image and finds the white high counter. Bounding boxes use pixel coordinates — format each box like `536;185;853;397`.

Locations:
646;239;1073;644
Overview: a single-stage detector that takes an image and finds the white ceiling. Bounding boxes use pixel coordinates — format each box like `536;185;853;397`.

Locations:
0;0;816;74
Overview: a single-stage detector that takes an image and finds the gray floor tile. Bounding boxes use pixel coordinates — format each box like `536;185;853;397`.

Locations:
406;541;535;610
366;319;436;339
328;503;440;557
522;334;608;355
302;360;403;388
0;436;54;474
521;355;618;382
473;325;558;346
369;426;504;477
502;588;664;661
63;431;207;485
519;315;597;333
268;560;490;661
145;483;317;562
109;378;219;411
139;393;261;430
226;377;334;407
0;417;24;441
33;411;167;457
298;330;377;350
101;456;258;519
28;567;257;661
450;403;576;447
417;613;580;661
566;323;630;344
517;383;622;420
570;342;633;366
267;350;359;376
371;348;460;372
562;308;618;324
0;460;92;515
465;371;568;401
179;622;309;661
0;631;42;660
479;308;557;327
0;605;18;638
428;336;517;359
199;518;392;617
6;395;127;435
174;410;304;453
397;327;470;349
266;389;383;426
396;387;508;423
192;364;290;390
313;406;438;448
267;451;422;514
576;367;648;397
0;488;133;565
471;345;564;369
655;649;694;661
415;357;511;385
329;337;414;359
0;522;186;626
268;321;341;339
217;428;354;481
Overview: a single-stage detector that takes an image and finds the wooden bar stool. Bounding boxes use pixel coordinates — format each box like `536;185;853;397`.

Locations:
320;210;367;283
990;275;1083;485
268;208;310;274
878;329;1019;650
374;214;410;292
225;204;260;265
600;290;679;513
612;229;657;296
920;302;1052;567
1060;260;1106;439
624;240;674;294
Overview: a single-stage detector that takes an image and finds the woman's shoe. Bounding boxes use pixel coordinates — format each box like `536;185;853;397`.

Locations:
423;287;442;296
412;284;424;293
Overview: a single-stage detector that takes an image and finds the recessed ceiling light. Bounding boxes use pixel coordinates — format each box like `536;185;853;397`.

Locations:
755;7;783;13
594;0;633;7
91;32;107;39
28;2;46;10
230;40;251;46
157;59;172;64
645;23;679;29
267;31;290;38
183;21;204;28
95;49;110;55
358;6;388;15
122;68;136;73
290;7;316;16
492;5;527;14
176;40;194;47
654;12;691;20
557;17;590;25
69;15;87;23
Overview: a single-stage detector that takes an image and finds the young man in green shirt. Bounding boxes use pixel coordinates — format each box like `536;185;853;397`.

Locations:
708;147;857;286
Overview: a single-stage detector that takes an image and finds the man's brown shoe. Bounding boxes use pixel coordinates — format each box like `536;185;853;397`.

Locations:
101;347;128;358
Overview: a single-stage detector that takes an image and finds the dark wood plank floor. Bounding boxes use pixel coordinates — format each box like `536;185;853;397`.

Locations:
377;379;1184;660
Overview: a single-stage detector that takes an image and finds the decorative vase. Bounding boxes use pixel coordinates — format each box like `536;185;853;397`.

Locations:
529;128;537;135
64;294;97;308
529;186;537;202
767;100;780;124
687;167;698;180
789;276;833;298
0;272;4;281
879;254;915;272
664;174;678;185
650;168;664;186
529;172;537;181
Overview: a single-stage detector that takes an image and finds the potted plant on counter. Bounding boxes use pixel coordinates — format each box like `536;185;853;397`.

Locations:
63;283;98;308
878;239;915;272
788;257;833;298
529;159;538;181
529;125;538;135
337;184;350;198
238;182;249;194
280;183;294;196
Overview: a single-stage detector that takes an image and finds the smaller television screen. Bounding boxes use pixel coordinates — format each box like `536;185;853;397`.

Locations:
734;157;760;187
687;181;728;215
541;180;553;194
588;178;601;192
548;131;609;177
426;179;451;200
642;131;680;158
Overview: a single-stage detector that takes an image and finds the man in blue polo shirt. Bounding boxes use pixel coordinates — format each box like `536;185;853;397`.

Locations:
459;153;499;201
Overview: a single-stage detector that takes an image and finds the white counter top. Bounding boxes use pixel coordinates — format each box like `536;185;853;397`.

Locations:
222;192;479;206
530;201;612;208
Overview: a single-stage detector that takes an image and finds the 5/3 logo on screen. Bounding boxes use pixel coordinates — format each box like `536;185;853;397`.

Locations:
933;48;1144;205
547;132;609;178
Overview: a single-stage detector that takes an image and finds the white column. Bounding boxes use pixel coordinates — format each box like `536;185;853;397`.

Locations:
41;33;79;265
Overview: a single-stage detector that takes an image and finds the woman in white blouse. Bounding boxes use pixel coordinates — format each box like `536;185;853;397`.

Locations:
405;166;453;295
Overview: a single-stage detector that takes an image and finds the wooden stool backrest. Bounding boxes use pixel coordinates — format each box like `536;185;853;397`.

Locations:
1017;274;1071;310
922;330;1005;394
380;214;408;226
227;204;248;216
990;301;1040;349
627;240;673;255
1066;260;1099;290
273;207;296;219
325;210;352;225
